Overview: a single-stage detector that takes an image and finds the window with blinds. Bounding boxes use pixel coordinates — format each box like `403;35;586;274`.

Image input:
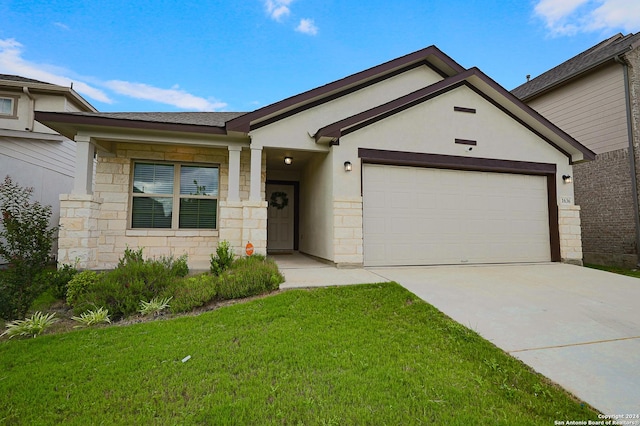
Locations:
131;162;218;229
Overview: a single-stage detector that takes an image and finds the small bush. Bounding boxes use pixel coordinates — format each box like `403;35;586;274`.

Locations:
217;255;283;300
67;249;187;319
1;311;57;339
38;264;78;300
71;308;111;327
139;296;172;316
66;270;101;312
166;274;218;313
210;240;234;276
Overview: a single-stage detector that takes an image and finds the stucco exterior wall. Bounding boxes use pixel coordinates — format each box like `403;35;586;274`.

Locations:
58;143;261;270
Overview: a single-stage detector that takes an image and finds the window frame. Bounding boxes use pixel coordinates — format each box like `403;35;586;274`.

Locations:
129;161;220;230
0;95;19;119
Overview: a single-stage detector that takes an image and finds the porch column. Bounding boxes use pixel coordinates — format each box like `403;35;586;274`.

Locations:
227;146;242;202
249;146;263;201
73;135;95;195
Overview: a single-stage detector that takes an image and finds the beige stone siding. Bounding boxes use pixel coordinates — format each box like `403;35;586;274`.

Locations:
332;199;364;266
558;205;583;265
58;143;265;270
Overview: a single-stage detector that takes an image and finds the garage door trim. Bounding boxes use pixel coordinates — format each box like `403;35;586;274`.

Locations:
358;148;560;262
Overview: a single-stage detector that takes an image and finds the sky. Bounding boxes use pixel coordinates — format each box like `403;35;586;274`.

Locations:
1;0;639;113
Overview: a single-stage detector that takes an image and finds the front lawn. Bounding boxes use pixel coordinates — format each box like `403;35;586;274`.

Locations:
0;283;598;424
586;263;640;278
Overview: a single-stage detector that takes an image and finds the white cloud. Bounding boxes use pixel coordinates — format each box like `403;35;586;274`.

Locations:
0;38;227;111
0;38;112;103
296;18;318;35
105;80;227;111
53;22;70;31
534;0;640;36
264;0;293;21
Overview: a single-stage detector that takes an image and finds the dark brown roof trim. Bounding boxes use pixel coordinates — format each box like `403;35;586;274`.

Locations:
358;148;557;175
321;67;594;162
246;61;447;132
454;106;476;113
316;69;476;141
34;111;228;135
226;45;465;133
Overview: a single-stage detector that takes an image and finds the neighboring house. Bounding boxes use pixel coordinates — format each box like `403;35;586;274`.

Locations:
512;33;640;268
0;75;97;264
35;46;594;270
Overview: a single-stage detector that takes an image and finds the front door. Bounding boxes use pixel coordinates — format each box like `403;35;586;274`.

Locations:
266;183;295;252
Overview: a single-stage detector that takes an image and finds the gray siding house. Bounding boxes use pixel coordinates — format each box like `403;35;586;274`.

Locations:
513;33;640;267
0;75;97;264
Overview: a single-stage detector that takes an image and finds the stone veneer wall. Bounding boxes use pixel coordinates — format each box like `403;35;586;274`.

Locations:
573;149;637;267
332;198;364;266
58;143;266;270
558;205;583;265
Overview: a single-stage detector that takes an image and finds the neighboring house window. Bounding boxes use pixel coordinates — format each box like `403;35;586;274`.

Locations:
131;162;219;229
0;96;18;117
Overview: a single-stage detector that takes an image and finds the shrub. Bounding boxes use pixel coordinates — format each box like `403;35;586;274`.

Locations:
139;296;172;316
217;255;283;300
0;176;57;320
210;240;234;276
37;264;78;300
166;274;218;313
66;270;102;312
1;311;57;339
67;249;187;319
71;308;111;327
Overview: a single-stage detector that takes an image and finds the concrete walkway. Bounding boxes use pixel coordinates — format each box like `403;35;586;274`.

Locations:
272;253;640;415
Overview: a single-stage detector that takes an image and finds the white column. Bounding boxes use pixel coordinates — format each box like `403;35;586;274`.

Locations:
73;135;95;195
249;146;263;201
227;146;242;202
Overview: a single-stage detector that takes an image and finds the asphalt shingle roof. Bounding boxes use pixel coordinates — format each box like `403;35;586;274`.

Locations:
512;32;640;100
58;111;247;127
0;74;52;85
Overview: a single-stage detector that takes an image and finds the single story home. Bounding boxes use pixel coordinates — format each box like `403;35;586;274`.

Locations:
35;45;595;270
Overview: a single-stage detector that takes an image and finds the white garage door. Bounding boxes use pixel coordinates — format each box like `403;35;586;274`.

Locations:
363;164;551;266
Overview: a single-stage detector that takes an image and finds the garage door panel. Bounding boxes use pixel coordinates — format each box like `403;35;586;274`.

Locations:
363;164;551;266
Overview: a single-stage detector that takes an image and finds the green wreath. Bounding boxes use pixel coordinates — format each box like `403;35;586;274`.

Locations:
269;191;289;210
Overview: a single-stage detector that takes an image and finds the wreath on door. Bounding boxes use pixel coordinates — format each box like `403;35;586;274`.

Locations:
269;191;289;210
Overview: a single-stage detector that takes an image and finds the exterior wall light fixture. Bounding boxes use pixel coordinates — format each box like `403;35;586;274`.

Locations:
562;175;572;184
284;156;293;165
344;161;352;172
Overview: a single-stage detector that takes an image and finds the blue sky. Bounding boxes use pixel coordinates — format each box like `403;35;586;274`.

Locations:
1;0;639;113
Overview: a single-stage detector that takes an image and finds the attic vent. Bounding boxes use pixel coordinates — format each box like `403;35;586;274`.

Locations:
453;106;476;114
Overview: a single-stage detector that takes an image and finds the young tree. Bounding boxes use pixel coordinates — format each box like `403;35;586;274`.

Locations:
0;176;57;320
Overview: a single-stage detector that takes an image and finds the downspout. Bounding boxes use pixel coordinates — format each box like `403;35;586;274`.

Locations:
615;55;640;267
22;86;35;132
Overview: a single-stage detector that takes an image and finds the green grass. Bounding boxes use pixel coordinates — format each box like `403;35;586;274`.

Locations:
0;283;598;425
586;263;640;278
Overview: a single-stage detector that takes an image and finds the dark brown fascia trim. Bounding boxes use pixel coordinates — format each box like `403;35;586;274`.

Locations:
251;61;443;132
455;139;477;146
358;148;557;175
464;67;596;162
225;45;466;133
454;106;476;113
316;69;477;141
34;111;228;136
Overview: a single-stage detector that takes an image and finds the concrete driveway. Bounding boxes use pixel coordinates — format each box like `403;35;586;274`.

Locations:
369;263;640;415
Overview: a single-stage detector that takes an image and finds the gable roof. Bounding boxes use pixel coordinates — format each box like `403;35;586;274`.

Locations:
512;32;640;101
1;74;97;112
225;45;465;133
314;67;595;163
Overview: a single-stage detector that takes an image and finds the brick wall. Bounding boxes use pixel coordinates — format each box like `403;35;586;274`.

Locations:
573;148;637;267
